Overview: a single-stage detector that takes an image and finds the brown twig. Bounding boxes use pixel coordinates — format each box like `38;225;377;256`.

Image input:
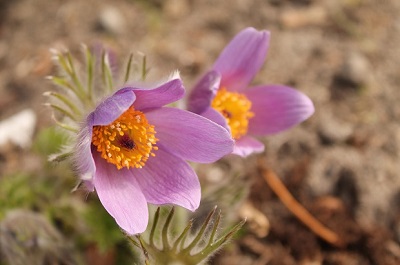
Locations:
261;168;345;248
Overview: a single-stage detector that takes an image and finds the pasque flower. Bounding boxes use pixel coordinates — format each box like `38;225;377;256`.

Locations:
75;74;234;234
188;27;314;157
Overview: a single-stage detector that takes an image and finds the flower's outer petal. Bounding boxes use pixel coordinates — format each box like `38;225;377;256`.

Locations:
245;85;314;135
92;152;149;235
127;78;185;111
201;107;230;132
187;70;221;114
145;107;234;163
74;125;96;184
90;88;136;126
133;148;200;211
233;136;265;157
213;27;270;91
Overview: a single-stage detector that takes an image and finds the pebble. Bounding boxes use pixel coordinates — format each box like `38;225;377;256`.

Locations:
337;51;370;87
97;6;126;35
317;112;354;145
280;6;328;29
164;0;190;19
0;109;36;149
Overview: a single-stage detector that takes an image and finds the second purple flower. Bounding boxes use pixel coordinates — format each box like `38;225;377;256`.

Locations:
188;27;315;157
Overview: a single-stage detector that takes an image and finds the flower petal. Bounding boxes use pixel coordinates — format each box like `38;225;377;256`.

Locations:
213;27;270;91
145;107;234;163
187;70;221;114
133;148;200;211
90;88;136;126
201;107;230;133
233;136;265;157
127;78;185;111
245;85;314;135
92;152;149;235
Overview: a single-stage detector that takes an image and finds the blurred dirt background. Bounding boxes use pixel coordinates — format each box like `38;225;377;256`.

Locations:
1;0;400;264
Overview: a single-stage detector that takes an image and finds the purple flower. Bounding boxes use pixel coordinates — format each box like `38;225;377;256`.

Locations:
75;75;234;234
188;27;314;157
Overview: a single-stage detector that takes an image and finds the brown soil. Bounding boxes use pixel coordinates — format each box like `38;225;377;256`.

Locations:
1;0;400;264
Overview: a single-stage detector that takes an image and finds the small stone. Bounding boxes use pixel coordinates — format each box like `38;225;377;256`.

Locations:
163;0;190;19
330;51;370;99
97;6;126;35
280;6;327;29
0;109;36;148
317;112;354;145
338;51;370;87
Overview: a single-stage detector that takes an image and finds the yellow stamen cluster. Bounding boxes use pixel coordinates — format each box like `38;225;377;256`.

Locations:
211;87;254;140
92;106;158;170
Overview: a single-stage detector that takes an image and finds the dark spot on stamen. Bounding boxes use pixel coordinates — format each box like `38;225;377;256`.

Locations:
221;110;232;119
119;135;135;150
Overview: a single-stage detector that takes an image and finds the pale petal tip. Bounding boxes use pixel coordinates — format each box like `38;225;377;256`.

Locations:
168;70;181;81
299;92;315;122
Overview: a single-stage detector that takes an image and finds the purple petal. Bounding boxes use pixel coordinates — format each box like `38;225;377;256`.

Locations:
245;85;314;135
201;107;230;133
92;152;149;235
213;27;270;91
126;78;185;111
145;107;234;163
133;148;200;211
74;125;96;184
187;70;221;114
90;88;136;126
233;136;265;157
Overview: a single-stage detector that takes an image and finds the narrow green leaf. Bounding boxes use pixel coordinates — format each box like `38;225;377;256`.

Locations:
192;219;246;264
136;235;150;261
162;207;175;250
83;44;94;101
101;51;114;92
126;235;141;249
48;76;78;94
149;207;160;247
207;209;221;246
48;151;72;163
51;115;78;133
172;219;193;251
44;91;81;116
124;53;134;83
46;103;77;121
66;52;86;96
183;206;217;253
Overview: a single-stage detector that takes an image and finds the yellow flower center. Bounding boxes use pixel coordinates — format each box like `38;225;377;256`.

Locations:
92;106;158;170
211;87;254;140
